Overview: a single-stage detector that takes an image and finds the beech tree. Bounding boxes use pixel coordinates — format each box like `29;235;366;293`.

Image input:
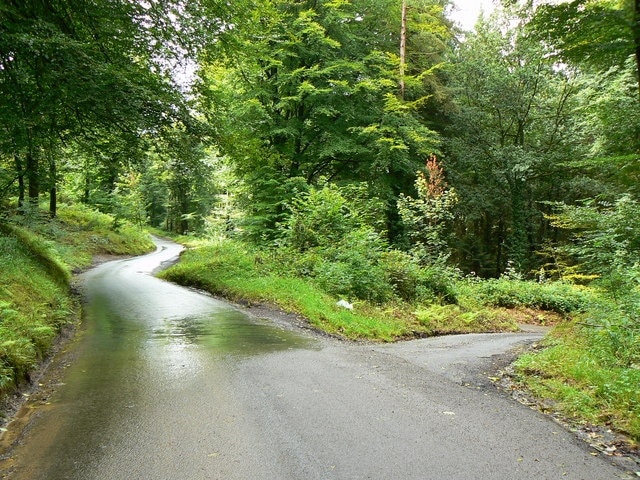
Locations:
197;0;449;241
0;0;187;216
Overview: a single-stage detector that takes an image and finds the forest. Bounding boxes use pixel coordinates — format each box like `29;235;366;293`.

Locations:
0;0;639;444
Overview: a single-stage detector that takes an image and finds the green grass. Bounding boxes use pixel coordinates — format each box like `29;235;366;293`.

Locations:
158;241;415;341
0;230;74;394
158;239;522;341
0;203;154;399
414;304;519;335
513;320;640;443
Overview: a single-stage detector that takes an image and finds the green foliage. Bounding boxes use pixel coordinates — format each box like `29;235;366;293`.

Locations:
280;184;393;303
547;195;640;286
529;0;638;87
160;237;523;341
414;304;518;335
158;240;417;341
378;250;425;302
515;316;640;441
398;155;458;264
467;277;593;314
0;201;156;395
311;227;394;303
276;183;459;304
573;59;640;162
0;223;71;286
0;0;189;215
444;9;586;276
279;183;351;251
197;0;444;240
237;166;309;244
0;232;72;393
19;203;155;269
57;202;117;232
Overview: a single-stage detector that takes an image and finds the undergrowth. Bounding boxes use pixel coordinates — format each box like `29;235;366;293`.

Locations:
158;239;550;341
514;298;640;442
157;235;639;443
0;203;153;401
158;241;419;340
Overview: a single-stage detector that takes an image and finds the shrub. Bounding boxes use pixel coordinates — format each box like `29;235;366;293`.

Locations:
397;155;458;265
414;304;518;335
418;266;458;304
379;250;423;301
282;184;356;251
579;296;640;369
472;278;592;314
313;228;394;304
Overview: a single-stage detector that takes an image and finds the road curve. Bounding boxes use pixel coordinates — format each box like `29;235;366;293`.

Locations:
0;237;633;479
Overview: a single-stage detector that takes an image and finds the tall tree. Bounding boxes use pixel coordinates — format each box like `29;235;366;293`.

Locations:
529;0;640;95
0;0;186;216
445;9;582;276
198;0;448;241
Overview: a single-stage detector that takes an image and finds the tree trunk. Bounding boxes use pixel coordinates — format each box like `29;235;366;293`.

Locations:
83;158;91;204
399;0;407;99
14;155;25;208
495;218;505;277
25;150;39;202
635;0;640;96
49;155;57;218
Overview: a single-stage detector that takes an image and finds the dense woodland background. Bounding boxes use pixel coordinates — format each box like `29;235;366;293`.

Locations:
2;0;639;279
0;0;637;277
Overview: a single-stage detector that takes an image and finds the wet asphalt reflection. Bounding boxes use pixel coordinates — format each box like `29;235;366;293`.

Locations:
2;238;316;480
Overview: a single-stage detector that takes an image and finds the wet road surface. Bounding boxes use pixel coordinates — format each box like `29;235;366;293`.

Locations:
0;238;633;479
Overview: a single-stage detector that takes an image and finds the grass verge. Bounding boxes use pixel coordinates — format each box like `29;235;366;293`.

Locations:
513;318;640;443
0;203;154;404
158;239;530;341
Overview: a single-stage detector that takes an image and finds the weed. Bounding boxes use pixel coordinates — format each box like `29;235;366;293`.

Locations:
514;319;640;441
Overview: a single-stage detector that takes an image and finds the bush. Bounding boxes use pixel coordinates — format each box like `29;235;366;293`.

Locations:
418;266;459;304
414;304;518;335
312;228;394;304
579;295;640;369
282;184;356;251
379;250;424;301
471;278;592;314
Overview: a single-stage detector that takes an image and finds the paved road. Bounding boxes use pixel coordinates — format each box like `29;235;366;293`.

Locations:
0;238;633;479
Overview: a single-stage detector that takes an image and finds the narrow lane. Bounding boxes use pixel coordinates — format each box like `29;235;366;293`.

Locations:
0;238;632;479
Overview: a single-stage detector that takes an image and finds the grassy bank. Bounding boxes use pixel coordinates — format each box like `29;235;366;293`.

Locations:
158;238;591;341
0;203;153;403
514;313;640;443
158;240;422;340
